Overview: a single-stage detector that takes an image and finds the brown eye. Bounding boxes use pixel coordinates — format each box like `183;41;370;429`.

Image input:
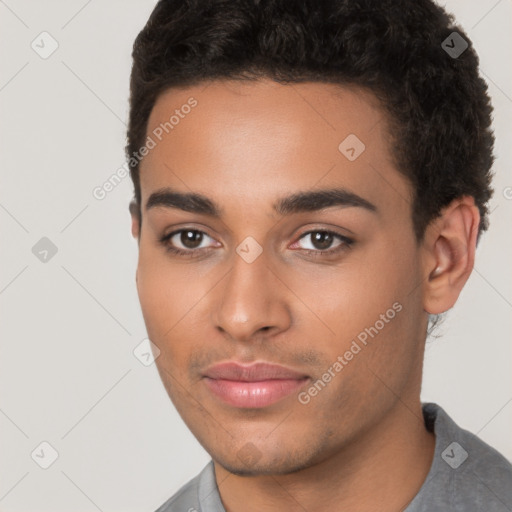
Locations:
296;230;351;252
308;231;335;250
179;230;204;249
160;229;218;256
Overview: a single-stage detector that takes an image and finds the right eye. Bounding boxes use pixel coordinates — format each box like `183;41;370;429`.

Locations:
160;228;220;257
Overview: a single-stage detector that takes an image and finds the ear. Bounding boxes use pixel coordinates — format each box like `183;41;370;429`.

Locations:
421;196;480;315
129;200;141;241
129;200;141;285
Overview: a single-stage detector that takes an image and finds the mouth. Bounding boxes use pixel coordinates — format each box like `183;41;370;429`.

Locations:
202;361;310;408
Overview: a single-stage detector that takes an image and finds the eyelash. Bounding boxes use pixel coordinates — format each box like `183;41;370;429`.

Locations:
159;228;354;259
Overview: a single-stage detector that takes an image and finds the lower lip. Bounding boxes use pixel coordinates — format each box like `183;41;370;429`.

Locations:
203;377;309;408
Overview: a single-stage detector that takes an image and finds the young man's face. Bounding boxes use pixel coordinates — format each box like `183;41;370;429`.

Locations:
132;79;430;475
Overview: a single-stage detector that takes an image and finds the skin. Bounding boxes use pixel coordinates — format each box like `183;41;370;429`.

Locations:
130;79;480;511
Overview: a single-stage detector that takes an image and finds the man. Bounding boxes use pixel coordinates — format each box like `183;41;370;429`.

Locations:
126;0;512;510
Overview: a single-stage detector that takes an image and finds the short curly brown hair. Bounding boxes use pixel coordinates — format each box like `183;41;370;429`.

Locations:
126;0;495;241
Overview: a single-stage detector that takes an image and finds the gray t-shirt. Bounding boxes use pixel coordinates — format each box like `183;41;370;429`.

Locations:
155;403;512;511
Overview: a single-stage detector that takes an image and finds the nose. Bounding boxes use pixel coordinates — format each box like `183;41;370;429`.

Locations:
211;250;292;342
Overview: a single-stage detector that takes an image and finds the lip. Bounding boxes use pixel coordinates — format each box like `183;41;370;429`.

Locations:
202;361;310;408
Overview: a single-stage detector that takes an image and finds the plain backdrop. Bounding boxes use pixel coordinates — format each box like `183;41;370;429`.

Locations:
0;1;511;511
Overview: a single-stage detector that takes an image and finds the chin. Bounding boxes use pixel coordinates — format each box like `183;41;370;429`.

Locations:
212;447;319;477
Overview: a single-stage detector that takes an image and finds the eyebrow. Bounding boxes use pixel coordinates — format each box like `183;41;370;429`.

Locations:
145;187;377;217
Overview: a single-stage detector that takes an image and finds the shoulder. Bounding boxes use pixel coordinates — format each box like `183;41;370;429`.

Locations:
426;402;512;480
407;403;512;512
446;407;512;505
154;462;213;512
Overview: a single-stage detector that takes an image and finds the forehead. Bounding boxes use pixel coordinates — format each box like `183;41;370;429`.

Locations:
139;79;411;215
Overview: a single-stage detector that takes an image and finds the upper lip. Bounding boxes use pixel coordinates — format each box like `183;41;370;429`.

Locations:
203;361;308;382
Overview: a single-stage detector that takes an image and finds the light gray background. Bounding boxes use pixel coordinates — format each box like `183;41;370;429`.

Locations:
0;1;510;511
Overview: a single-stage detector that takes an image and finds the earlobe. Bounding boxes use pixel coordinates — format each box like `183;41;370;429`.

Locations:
422;196;480;315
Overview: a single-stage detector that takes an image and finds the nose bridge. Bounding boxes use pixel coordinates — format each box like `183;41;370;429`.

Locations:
212;247;291;340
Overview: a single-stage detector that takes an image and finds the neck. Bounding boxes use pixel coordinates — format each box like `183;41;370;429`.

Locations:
213;399;435;512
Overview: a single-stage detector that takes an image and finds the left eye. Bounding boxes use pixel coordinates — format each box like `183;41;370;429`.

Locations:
292;230;352;252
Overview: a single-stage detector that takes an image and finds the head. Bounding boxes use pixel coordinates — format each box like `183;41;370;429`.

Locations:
126;0;494;475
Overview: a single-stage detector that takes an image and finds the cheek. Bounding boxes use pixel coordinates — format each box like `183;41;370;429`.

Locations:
288;245;416;338
294;236;422;378
136;256;202;403
136;248;203;350
136;261;171;334
339;241;424;393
